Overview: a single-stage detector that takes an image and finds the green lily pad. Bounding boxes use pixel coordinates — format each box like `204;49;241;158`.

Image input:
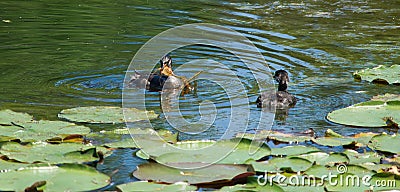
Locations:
58;106;158;124
0;163;110;191
327;94;400;127
218;177;284;192
368;133;400;154
304;165;339;179
252;157;313;173
0;142;110;163
306;164;375;180
353;64;400;85
353;132;378;147
271;145;320;156
343;150;382;164
0;109;33;125
144;138;271;166
0;120;90;142
359;163;392;172
0;159;29;172
117;181;196;192
132;161;252;185
281;184;325;192
237;130;312;144
296;152;349;166
311;137;355;147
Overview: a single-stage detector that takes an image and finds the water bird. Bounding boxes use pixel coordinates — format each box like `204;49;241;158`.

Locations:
256;70;297;109
128;55;196;93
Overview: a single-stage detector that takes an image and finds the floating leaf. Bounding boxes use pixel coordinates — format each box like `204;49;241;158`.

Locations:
58;106;158;123
304;164;374;179
0;142;110;164
237;130;312;144
353;132;378;147
132;161;252;185
327;94;400;127
311;137;355;147
296;152;349;166
271;145;320;156
142;138;271;165
353;64;400;85
0;159;29;172
0;109;33;125
281;184;325;192
343;149;382;164
218;177;284;192
0;120;90;142
117;181;196;192
252;157;313;173
0;163;110;191
368;133;400;154
325;129;343;137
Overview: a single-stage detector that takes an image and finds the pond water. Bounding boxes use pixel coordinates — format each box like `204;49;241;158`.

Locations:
1;0;399;189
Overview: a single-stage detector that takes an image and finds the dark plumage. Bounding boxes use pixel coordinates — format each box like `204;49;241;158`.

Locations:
256;70;297;109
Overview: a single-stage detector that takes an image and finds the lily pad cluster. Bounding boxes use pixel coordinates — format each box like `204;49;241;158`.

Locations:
0;109;118;191
353;64;400;85
106;127;400;191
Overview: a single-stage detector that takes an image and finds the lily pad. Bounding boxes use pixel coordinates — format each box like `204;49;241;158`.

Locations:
271;145;320;156
353;132;378;147
0;163;110;191
0;120;90;142
218;177;284;192
237;130;312;144
0;109;33;125
353;64;400;85
58;106;158;124
0;142;110;164
296;152;349;166
343;149;382;164
326;94;400;127
368;133;400;154
306;164;375;180
252;157;313;173
142;138;271;166
0;159;29;172
311;137;355;147
132;161;252;185
117;181;196;192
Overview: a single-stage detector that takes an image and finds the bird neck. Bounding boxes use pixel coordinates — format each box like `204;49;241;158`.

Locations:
278;83;287;91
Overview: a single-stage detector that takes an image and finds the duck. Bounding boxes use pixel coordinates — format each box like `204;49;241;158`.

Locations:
256;70;297;109
148;55;184;92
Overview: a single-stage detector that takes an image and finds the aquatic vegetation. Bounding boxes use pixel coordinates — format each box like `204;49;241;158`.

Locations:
327;94;400;127
353;64;400;85
117;181;196;192
0;142;109;164
0;164;110;191
0;120;90;142
132;161;252;186
0;108;399;191
58;106;159;124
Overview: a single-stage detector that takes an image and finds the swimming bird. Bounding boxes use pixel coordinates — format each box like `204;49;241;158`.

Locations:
256;70;297;109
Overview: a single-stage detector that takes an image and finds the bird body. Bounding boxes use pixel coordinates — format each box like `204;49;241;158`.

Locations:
256;70;297;109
